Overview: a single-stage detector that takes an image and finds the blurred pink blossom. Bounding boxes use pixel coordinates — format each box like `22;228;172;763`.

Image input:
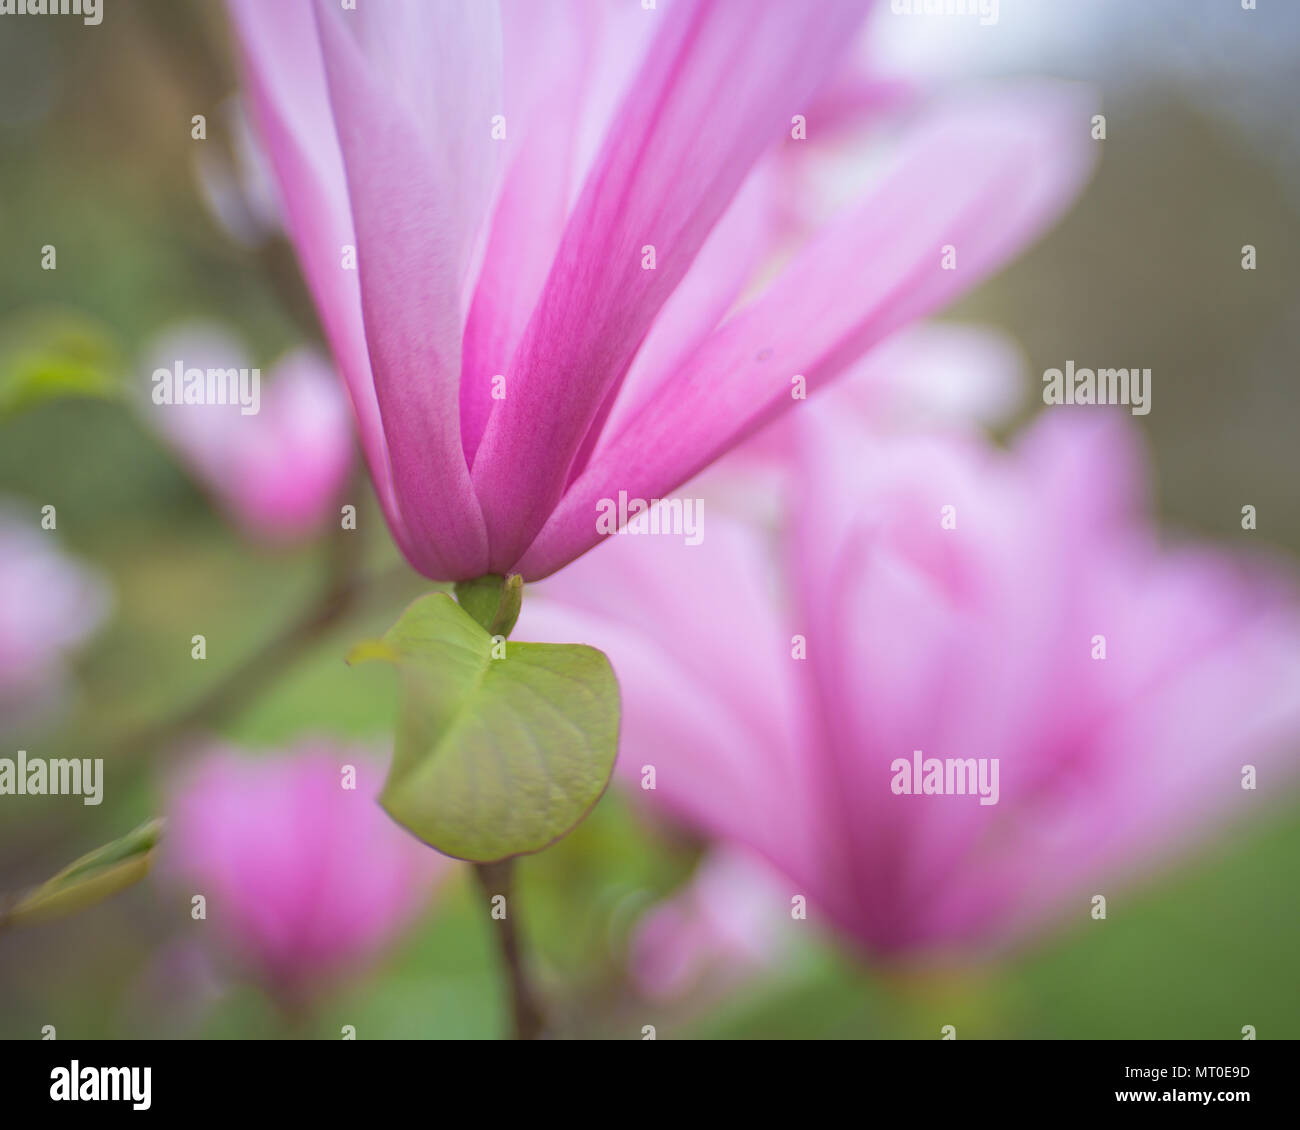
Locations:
0;505;110;730
630;847;796;1002
225;0;1094;581
521;405;1300;960
141;324;352;542
165;743;449;1000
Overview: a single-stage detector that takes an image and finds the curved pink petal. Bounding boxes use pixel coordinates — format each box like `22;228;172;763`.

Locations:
728;320;1027;473
311;0;501;578
225;0;417;562
460;1;616;465
581;163;780;475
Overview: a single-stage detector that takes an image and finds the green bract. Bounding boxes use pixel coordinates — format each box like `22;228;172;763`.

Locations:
453;573;523;638
349;593;619;862
4;818;162;928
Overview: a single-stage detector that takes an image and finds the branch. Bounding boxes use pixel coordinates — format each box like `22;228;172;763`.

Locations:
473;859;546;1040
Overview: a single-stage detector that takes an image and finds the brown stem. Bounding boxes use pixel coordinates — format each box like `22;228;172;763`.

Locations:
102;513;376;769
473;860;546;1040
104;573;357;766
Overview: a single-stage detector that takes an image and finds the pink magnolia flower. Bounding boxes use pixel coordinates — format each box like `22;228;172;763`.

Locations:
519;405;1300;959
0;505;110;730
165;743;449;999
142;324;353;542
226;0;1094;581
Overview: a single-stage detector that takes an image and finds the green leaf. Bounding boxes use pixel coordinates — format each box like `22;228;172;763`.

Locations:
0;312;124;416
348;593;619;862
4;818;163;928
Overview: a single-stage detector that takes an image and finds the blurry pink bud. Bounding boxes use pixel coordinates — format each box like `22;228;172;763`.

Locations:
164;743;449;1000
141;324;353;542
0;504;111;730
